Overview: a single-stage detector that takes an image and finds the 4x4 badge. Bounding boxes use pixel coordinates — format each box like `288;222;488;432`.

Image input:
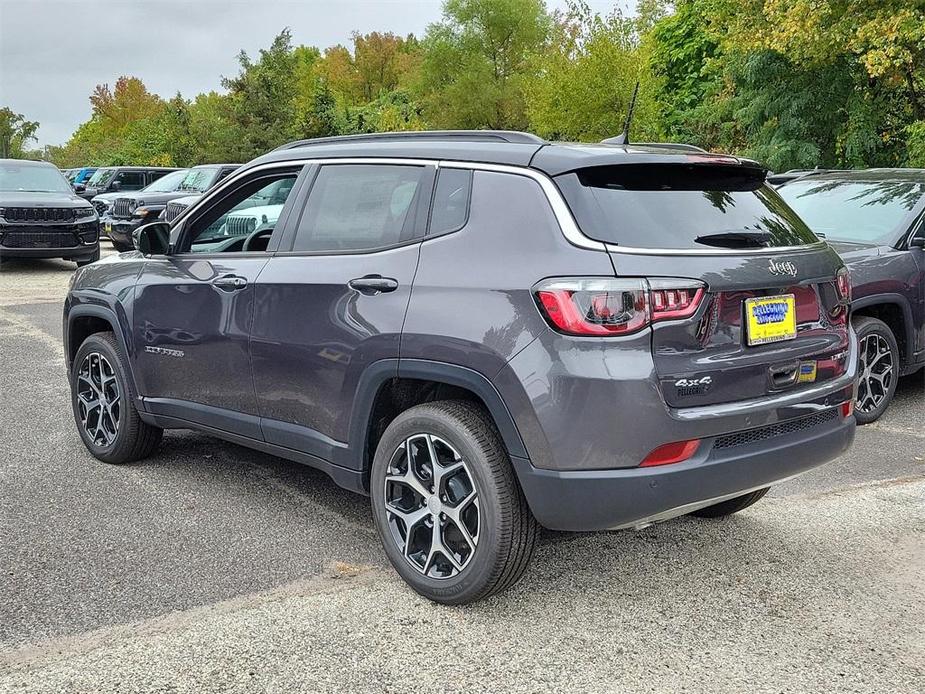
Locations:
768;259;798;277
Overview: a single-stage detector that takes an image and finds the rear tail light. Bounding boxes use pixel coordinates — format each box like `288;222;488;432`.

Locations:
640;439;701;467
840;400;854;418
835;266;851;303
534;278;705;336
649;280;706;321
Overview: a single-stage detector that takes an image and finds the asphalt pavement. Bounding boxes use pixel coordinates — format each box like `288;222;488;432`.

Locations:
0;245;922;693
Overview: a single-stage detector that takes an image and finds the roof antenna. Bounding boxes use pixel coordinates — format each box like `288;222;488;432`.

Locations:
602;81;640;146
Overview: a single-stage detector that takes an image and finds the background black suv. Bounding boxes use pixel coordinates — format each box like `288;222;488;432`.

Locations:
0;159;99;267
779;169;925;422
78;166;178;202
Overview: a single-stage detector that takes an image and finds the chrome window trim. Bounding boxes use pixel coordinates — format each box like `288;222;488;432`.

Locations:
603;241;829;256
182;156;826;257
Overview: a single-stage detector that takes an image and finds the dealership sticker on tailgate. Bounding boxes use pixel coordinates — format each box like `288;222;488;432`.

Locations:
745;294;797;346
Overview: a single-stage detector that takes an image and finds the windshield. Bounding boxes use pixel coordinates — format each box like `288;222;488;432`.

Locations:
778;179;925;245
177;167;218;192
86;168;116;188
141;169;189;193
0;163;73;193
557;164;818;249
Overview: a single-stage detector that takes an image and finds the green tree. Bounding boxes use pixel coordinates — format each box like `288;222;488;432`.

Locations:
221;29;302;158
0;107;39;158
417;0;550;129
526;1;662;142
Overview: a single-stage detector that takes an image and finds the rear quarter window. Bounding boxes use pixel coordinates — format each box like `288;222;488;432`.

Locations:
556;164;819;250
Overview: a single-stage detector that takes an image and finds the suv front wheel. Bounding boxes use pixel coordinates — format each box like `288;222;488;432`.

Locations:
370;401;537;604
70;332;162;463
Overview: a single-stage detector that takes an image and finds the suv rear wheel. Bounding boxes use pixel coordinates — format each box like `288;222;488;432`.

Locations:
854;316;899;425
70;332;162;463
370;400;537;604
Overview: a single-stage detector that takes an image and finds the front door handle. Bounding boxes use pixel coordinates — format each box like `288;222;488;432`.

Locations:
212;275;248;290
348;275;399;295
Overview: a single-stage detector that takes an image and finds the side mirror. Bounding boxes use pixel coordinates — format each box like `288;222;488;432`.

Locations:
910;235;925;249
73;183;86;194
109;180;121;192
133;222;171;255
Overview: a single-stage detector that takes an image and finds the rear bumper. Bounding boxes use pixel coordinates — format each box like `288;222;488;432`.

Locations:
512;408;855;531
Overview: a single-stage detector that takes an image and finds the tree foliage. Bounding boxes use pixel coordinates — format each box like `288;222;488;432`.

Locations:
28;0;925;173
0;107;39;158
527;1;661;141
416;0;550;129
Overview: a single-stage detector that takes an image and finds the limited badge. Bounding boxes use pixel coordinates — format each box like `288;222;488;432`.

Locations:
798;361;817;383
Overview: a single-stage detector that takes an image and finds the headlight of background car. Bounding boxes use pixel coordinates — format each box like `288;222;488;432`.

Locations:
133;207;154;219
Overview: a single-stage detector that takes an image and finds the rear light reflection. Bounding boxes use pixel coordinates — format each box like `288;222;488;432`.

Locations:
840;401;854;418
535;277;705;337
640;439;701;467
835;266;851;304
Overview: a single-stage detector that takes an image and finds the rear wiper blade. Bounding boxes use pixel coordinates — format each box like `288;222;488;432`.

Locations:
694;230;773;249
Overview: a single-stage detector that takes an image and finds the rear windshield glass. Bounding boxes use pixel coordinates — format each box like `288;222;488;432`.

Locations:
557;164;819;250
778;179;925;245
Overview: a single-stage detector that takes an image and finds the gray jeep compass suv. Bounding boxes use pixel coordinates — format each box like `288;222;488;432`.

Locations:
64;131;857;604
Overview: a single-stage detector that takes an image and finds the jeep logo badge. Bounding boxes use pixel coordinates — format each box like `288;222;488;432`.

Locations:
768;259;798;277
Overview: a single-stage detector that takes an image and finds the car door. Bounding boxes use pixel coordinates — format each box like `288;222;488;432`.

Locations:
250;161;435;467
132;164;307;438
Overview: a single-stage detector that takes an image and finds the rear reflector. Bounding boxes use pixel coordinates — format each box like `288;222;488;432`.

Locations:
841;401;854;418
640;439;701;467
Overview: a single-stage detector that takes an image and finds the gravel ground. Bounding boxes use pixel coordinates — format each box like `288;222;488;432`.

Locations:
0;245;922;693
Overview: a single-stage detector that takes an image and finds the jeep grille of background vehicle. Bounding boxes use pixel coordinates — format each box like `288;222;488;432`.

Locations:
164;201;189;222
713;409;839;450
226;216;257;236
112;198;134;218
2;207;85;222
92;200;109;215
0;229;80;248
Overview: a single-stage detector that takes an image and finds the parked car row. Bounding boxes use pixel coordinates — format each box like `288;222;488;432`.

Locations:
62;130;922;606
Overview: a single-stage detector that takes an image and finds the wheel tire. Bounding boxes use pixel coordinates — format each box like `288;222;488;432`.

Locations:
75;247;101;267
853;316;899;425
690;487;770;518
111;240;131;253
71;331;162;464
370;400;537;605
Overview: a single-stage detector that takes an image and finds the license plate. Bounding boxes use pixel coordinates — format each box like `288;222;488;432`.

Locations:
745;295;796;346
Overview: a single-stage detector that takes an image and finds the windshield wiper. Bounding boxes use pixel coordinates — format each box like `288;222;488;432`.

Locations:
694;230;773;249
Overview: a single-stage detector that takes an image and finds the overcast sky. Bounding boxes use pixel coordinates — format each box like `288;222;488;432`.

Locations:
1;0;627;147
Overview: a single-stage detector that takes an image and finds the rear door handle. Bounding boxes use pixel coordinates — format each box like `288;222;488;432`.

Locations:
212;275;248;290
348;275;399;295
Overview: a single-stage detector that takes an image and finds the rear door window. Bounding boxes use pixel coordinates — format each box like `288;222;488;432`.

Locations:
429;168;472;235
556;164;819;250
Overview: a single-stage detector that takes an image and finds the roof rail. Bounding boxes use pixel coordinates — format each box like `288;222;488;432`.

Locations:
275;130;547;151
601;140;707;153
